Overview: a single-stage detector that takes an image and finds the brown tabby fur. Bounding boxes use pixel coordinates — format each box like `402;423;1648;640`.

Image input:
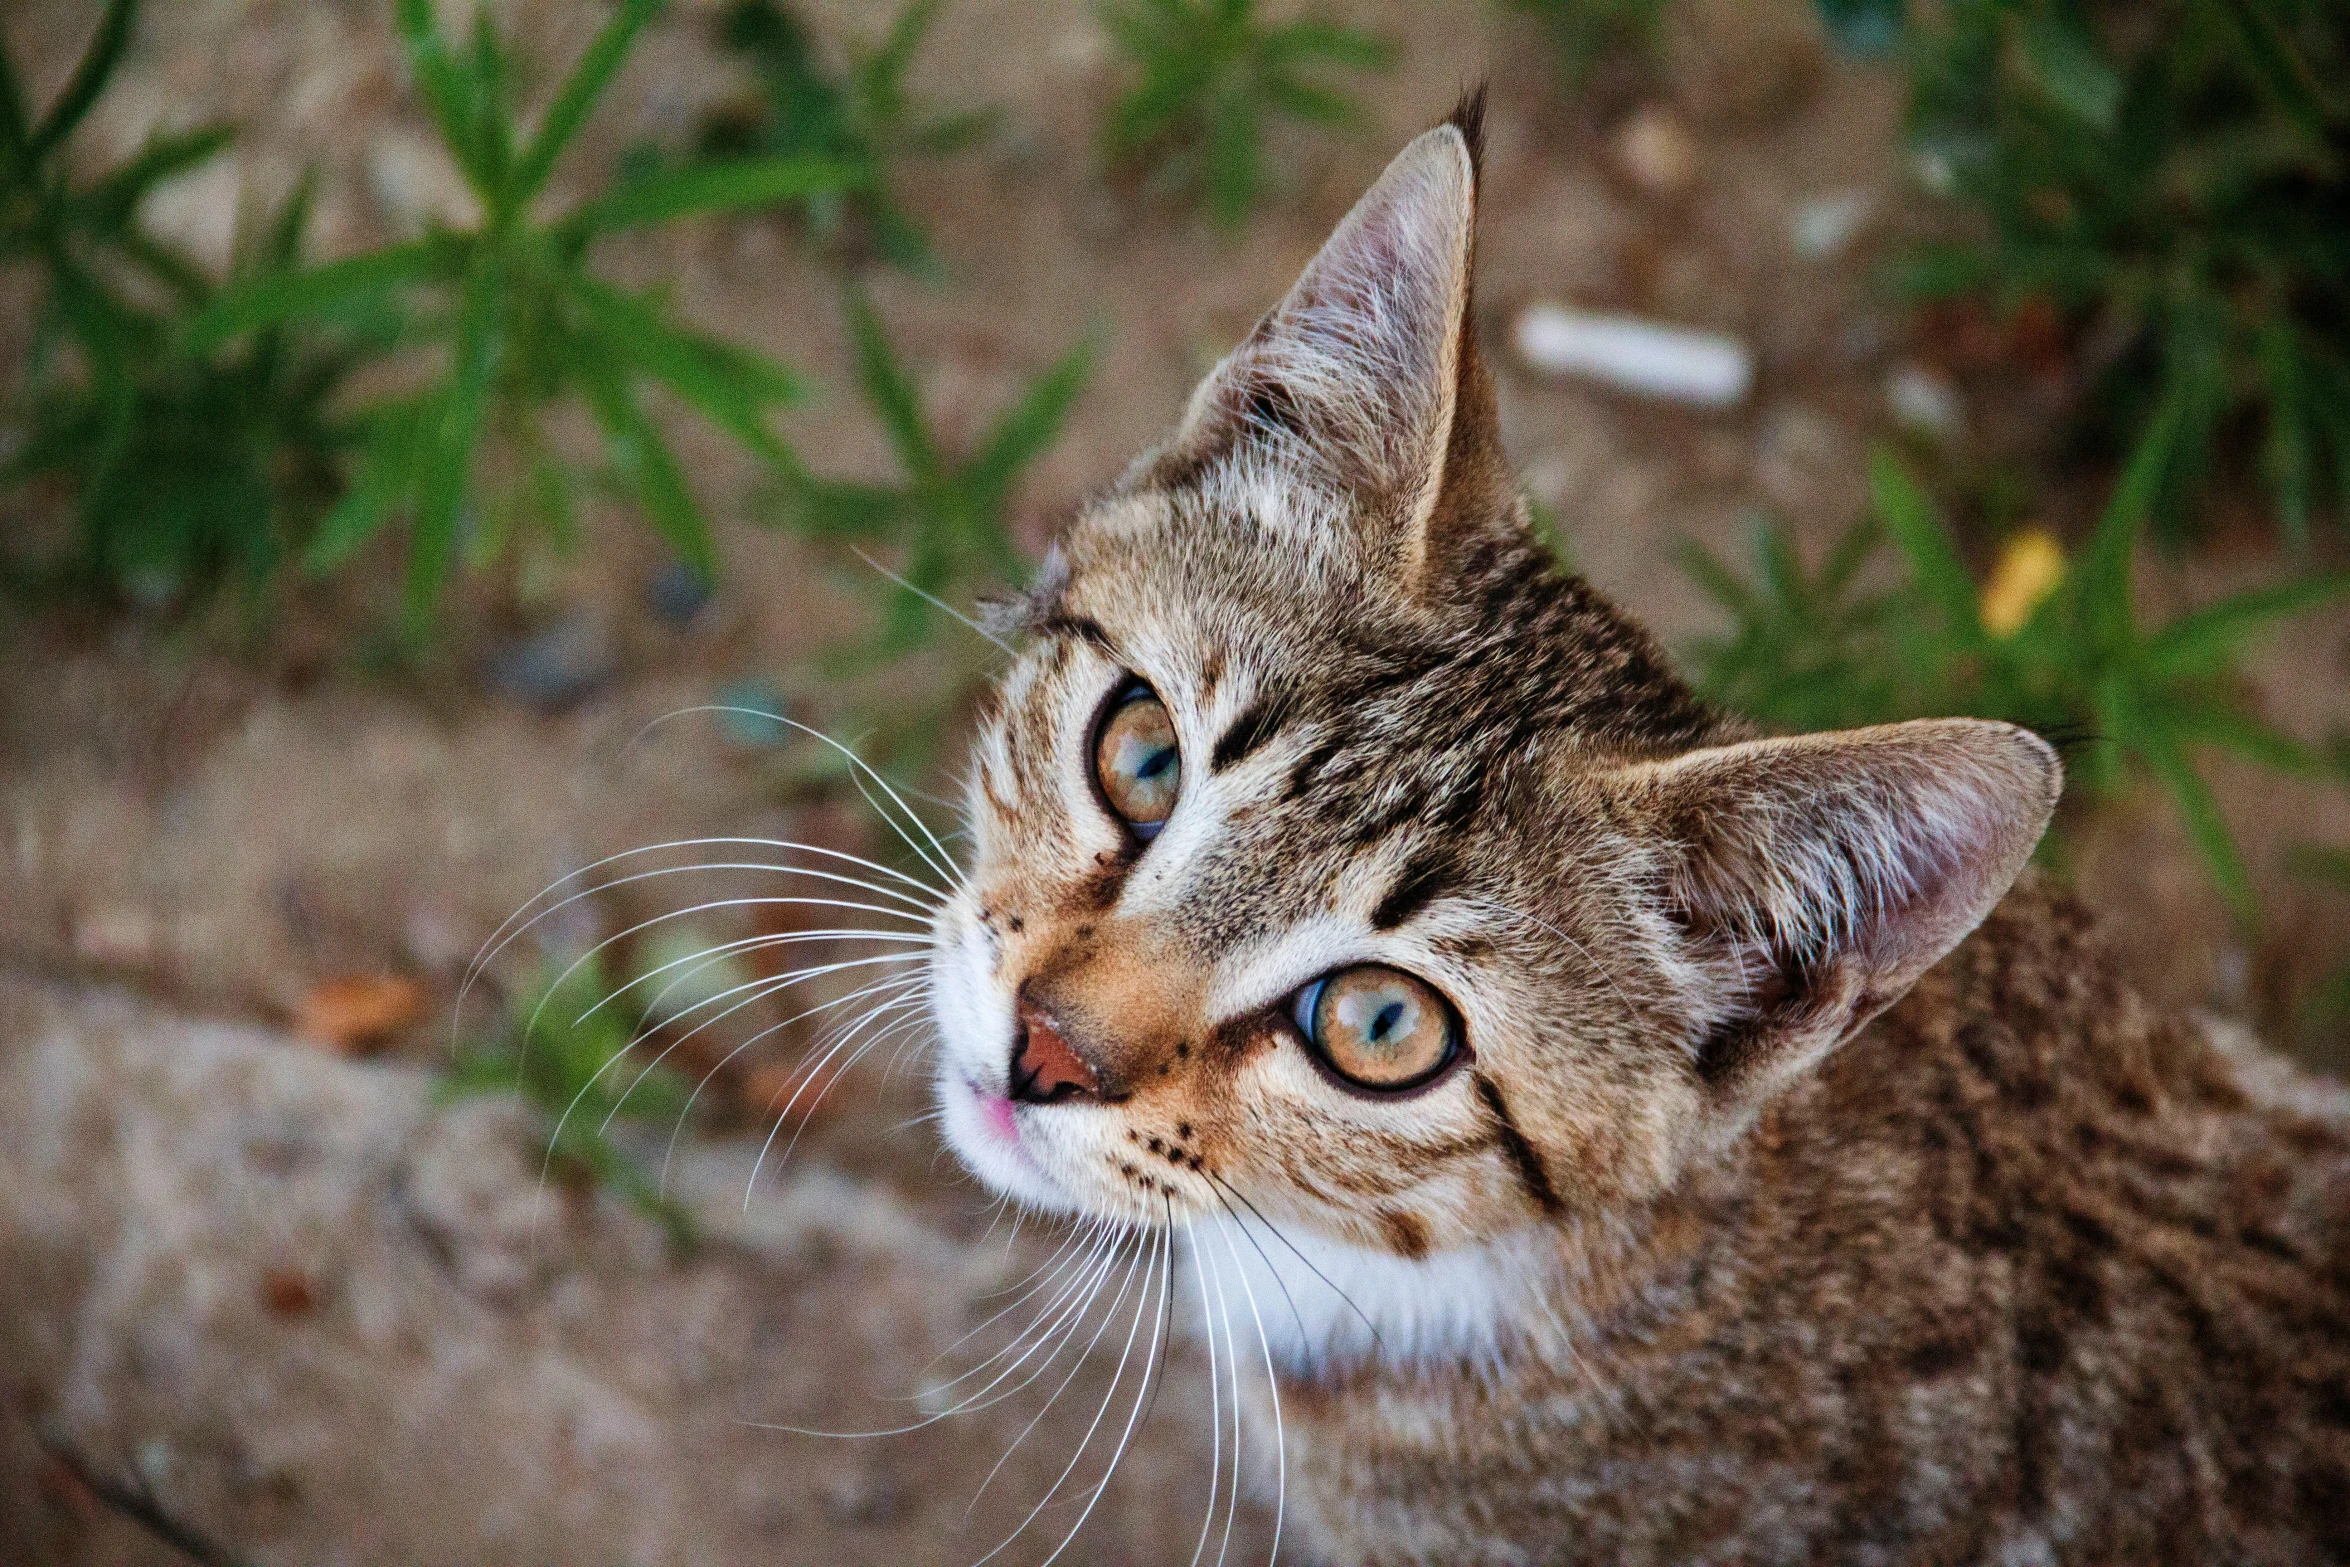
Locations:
925;92;2350;1564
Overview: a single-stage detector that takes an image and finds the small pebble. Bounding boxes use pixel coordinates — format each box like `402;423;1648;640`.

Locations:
1885;363;1967;445
1790;189;1874;260
713;679;791;749
644;560;713;627
482;614;616;714
1613;107;1698;198
1514;304;1754;408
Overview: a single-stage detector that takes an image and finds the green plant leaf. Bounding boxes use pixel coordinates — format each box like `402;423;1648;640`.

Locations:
2076;402;2183;652
566;155;863;234
2019;12;2123;131
2133;711;2258;928
404;260;505;628
185;235;460;346
580;359;721;581
843;287;940;482
1867;447;1982;640
513;0;659;201
968;333;1096;506
395;0;496;197
570;276;799;461
2144;570;2350;678
28;0;137;158
70;123;237;231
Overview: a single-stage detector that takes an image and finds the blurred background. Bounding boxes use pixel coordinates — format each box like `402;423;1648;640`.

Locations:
1;0;2345;1561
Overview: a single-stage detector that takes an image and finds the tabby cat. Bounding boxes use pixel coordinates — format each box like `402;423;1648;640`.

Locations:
926;94;2350;1565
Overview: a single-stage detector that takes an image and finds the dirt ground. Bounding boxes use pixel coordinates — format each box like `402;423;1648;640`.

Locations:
2;1;2347;1563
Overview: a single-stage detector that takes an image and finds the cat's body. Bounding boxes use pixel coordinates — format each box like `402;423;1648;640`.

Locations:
1279;878;2350;1565
924;93;2350;1564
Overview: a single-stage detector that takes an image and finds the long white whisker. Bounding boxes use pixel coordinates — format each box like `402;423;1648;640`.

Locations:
972;1223;1166;1567
460;834;950;1032
1032;1217;1177;1567
637;710;963;892
1186;1219;1224;1567
849;544;1017;654
1216;1216;1285;1567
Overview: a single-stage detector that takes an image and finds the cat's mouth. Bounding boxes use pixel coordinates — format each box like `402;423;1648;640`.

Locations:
938;1070;1091;1215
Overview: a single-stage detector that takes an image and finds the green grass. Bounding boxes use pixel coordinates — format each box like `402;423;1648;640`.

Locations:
1854;0;2350;544
181;0;863;633
698;0;993;273
776;286;1092;660
1494;0;1669;84
0;0;353;610
1100;0;1395;229
441;951;696;1249
1685;431;2350;926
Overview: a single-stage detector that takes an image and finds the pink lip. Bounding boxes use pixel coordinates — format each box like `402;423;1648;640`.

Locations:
970;1080;1020;1144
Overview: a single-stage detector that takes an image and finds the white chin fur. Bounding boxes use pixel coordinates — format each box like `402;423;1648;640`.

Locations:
1183;1214;1570;1378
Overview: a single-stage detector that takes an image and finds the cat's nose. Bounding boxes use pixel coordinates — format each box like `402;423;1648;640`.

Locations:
1008;993;1103;1105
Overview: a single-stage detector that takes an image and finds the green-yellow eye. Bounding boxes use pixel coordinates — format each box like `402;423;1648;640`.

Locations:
1292;965;1459;1092
1095;686;1180;836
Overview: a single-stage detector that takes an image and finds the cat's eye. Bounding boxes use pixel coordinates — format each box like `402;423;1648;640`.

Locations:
1291;965;1460;1093
1094;684;1181;838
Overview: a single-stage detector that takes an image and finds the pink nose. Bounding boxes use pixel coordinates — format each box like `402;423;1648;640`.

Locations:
1008;995;1102;1105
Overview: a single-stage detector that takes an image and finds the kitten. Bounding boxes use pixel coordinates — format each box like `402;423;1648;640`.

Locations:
926;93;2350;1565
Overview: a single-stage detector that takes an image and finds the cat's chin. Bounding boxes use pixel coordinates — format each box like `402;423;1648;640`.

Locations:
934;1069;1097;1218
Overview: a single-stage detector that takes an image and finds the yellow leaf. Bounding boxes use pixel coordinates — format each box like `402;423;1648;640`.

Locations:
1980;527;2066;637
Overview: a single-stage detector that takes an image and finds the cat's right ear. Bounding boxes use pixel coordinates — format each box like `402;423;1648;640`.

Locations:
1135;93;1516;592
1611;718;2061;1142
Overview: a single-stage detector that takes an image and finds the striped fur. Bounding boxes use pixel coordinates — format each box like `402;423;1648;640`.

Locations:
926;98;2350;1564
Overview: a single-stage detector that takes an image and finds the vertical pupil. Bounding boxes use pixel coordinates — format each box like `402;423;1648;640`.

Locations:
1136;745;1172;780
1372;999;1404;1042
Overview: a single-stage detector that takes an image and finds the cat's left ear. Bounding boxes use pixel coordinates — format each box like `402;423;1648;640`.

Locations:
1614;718;2062;1141
1146;92;1515;590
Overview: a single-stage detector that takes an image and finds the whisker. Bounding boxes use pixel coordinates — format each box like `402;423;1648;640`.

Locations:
972;1223;1168;1567
1214;1214;1286;1567
849;544;1017;655
1209;1173;1381;1356
1030;1215;1177;1567
460;833;950;1031
1185;1217;1224;1567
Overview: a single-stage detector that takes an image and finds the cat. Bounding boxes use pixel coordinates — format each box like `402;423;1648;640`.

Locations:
924;91;2350;1565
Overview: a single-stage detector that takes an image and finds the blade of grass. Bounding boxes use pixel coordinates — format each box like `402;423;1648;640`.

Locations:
513;0;659;202
1868;446;1982;639
184;235;461;346
28;0;137;158
564;155;863;235
2144;569;2350;677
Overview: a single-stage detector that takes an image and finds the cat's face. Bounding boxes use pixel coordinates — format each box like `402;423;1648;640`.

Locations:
929;105;2058;1296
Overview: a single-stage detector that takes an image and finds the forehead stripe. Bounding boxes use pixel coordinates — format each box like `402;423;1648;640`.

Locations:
1369;848;1456;931
1210;692;1292;772
1037;613;1117;660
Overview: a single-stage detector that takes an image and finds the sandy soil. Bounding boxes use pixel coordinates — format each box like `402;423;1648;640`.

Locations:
2;0;2346;1562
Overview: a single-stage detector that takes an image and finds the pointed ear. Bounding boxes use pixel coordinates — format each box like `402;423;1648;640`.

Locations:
1147;96;1514;587
1619;719;2061;1135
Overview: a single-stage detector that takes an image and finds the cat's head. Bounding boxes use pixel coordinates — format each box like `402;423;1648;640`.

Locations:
929;97;2057;1279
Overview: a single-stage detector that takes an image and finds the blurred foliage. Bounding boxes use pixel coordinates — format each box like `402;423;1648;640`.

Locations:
1834;0;2350;544
442;950;695;1249
1686;434;2350;925
0;0;355;609
7;176;390;609
698;0;993;273
1100;0;1395;228
186;0;859;632
1494;0;1669;84
772;287;1091;669
2292;844;2350;1045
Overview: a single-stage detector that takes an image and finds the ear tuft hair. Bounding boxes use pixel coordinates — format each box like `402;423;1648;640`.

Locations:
1447;85;1487;185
